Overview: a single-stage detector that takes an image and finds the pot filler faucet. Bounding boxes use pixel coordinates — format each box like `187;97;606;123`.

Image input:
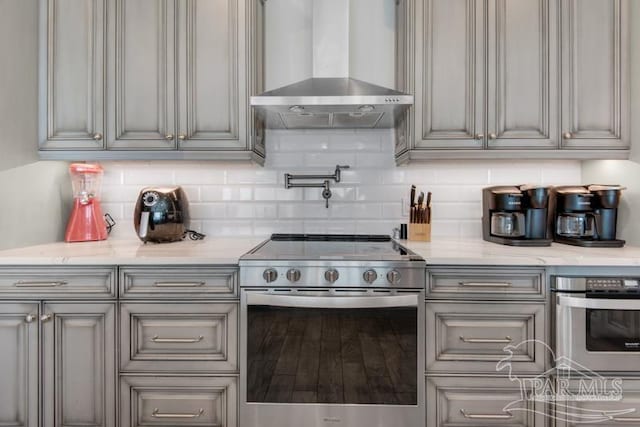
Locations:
284;165;350;208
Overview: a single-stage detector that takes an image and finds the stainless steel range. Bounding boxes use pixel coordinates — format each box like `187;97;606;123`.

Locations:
239;234;426;427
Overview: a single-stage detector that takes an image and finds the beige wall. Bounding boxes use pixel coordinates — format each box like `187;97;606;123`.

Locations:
582;0;640;244
0;0;69;249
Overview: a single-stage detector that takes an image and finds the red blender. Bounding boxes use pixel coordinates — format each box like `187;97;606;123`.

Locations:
65;163;108;242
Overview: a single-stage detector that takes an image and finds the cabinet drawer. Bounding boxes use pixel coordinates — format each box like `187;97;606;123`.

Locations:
120;302;238;372
554;377;640;426
426;301;546;374
120;376;237;427
0;266;115;298
427;376;548;426
427;267;545;300
119;266;237;299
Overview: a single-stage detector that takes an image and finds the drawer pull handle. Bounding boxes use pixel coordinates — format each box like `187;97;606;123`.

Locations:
460;409;513;419
153;281;205;287
460;336;512;344
150;335;204;343
152;408;204;418
14;281;68;287
458;281;512;288
605;411;640;423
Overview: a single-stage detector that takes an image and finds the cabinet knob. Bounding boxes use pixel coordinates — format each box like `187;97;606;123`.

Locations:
40;314;52;322
93;133;103;141
25;314;36;323
475;133;484;140
563;132;572;139
178;134;187;141
165;134;175;141
489;133;497;140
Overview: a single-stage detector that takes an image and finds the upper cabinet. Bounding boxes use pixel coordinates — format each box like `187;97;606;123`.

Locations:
560;0;629;149
39;0;106;150
405;0;630;162
39;0;261;162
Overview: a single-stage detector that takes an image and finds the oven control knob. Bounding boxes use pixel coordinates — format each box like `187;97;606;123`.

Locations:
363;270;378;284
324;269;339;283
286;269;301;283
263;269;278;283
387;270;401;285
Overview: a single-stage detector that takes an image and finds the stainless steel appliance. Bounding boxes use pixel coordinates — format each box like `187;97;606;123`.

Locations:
553;276;640;372
553;185;626;247
482;185;553;246
239;234;425;427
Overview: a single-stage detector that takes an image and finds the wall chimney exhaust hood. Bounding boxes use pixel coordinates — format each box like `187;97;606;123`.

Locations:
251;0;412;130
250;77;413;129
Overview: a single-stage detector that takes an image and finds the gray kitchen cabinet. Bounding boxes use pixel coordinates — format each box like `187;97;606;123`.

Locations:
38;0;106;150
414;0;556;152
404;0;630;162
119;266;238;299
0;303;39;427
120;376;238;427
120;302;238;373
553;377;640;426
426;376;548;426
426;301;546;374
42;302;116;427
427;266;546;300
560;0;630;150
107;0;250;154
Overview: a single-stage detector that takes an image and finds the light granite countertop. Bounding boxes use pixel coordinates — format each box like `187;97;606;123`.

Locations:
0;237;266;265
0;237;638;266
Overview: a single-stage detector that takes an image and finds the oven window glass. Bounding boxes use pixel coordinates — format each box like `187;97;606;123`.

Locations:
586;309;640;351
247;305;417;405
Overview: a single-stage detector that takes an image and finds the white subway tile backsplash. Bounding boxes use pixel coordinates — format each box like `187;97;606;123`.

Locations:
100;131;582;240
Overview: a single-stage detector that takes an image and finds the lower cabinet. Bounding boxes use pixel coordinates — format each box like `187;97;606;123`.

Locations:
120;376;238;427
553;377;640;427
426;376;548;426
42;302;116;427
0;301;116;427
0;303;39;427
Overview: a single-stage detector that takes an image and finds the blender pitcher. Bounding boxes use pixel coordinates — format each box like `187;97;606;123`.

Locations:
64;163;108;242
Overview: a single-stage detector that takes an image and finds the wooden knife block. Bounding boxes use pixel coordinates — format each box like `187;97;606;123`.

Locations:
408;223;431;242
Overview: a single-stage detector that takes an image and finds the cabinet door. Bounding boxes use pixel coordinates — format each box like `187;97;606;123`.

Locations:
40;0;106;150
109;0;177;149
42;302;115;427
486;0;558;149
560;0;629;149
177;0;247;150
0;303;38;427
415;0;484;149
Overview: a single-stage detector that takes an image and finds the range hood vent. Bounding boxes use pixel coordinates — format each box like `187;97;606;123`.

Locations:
250;78;413;129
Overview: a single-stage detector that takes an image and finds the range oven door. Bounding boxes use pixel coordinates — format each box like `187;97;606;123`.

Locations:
556;293;640;372
240;290;424;427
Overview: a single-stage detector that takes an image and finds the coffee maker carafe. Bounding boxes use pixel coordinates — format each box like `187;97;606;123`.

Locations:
482;185;552;246
554;185;625;247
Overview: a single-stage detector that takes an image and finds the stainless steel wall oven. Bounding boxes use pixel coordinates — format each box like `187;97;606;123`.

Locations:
239;235;425;427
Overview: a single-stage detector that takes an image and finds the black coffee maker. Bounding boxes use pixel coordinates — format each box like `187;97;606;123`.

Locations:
482;185;552;246
554;185;625;247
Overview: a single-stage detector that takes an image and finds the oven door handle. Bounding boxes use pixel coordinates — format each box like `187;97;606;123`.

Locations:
245;292;418;309
557;294;640;310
